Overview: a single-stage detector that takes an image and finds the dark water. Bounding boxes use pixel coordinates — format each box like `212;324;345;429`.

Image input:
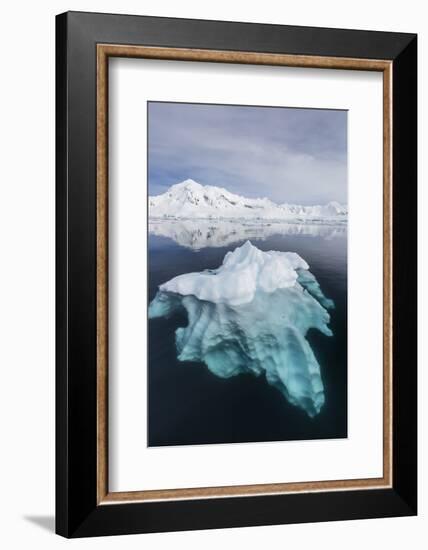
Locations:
148;227;347;446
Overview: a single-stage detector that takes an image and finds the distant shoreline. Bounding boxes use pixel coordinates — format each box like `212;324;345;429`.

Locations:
148;216;348;225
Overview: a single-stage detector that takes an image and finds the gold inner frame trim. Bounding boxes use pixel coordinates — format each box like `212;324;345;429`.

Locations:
96;44;393;505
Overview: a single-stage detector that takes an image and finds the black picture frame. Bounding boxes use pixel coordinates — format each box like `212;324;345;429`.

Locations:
56;11;417;538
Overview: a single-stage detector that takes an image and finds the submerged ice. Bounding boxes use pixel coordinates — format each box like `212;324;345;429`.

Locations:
149;241;334;417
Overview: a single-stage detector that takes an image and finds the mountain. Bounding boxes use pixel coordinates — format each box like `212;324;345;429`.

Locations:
149;179;347;221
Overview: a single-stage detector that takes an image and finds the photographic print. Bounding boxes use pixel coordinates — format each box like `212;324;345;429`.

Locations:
57;14;417;536
147;101;348;447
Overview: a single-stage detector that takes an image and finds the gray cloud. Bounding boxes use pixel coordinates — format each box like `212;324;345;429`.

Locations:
148;102;347;205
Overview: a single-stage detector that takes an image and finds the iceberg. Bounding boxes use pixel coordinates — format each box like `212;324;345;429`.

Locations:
149;241;334;417
158;240;309;306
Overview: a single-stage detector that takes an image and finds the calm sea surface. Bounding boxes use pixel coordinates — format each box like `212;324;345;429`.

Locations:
148;223;347;446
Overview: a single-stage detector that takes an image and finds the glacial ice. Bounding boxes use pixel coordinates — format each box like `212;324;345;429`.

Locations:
149;241;334;417
158;240;309;306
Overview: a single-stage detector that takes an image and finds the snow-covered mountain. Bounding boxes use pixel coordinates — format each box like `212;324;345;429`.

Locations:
149;179;347;221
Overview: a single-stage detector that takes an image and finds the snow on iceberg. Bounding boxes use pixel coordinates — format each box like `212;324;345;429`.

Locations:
158;240;309;307
149;241;334;417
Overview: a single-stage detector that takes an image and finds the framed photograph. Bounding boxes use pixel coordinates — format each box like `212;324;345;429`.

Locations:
56;11;417;537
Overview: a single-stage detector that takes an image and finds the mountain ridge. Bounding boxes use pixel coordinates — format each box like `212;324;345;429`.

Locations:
149;179;347;221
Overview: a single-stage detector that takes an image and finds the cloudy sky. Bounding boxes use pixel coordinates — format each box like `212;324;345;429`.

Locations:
148;102;347;205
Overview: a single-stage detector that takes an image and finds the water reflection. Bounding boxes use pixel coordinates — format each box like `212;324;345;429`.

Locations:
149;219;347;251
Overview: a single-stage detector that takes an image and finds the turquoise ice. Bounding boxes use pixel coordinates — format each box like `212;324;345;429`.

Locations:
149;242;334;417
